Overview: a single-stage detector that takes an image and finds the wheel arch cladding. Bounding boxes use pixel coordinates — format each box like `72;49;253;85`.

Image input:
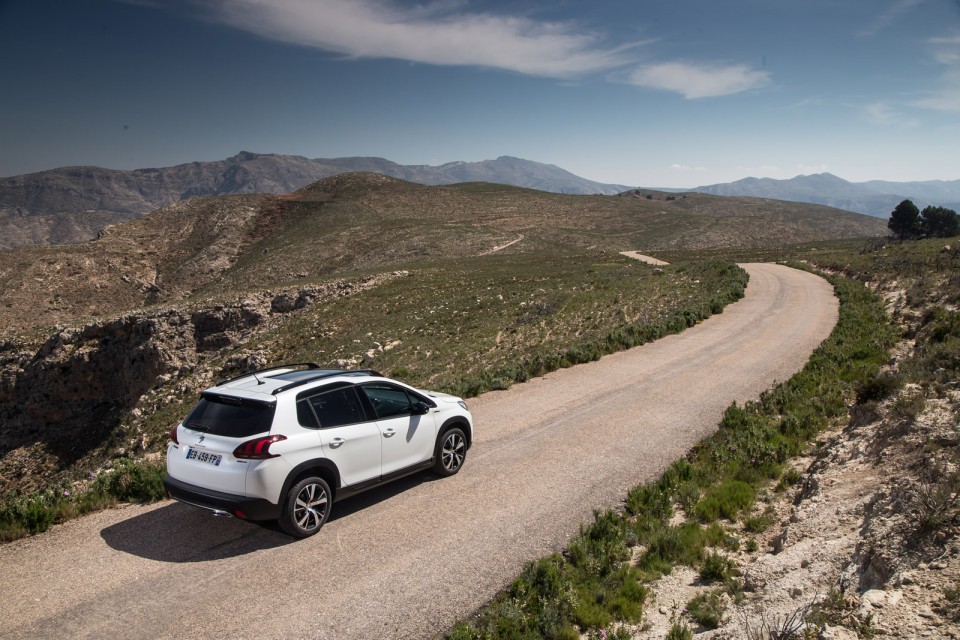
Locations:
439;417;471;448
283;458;341;501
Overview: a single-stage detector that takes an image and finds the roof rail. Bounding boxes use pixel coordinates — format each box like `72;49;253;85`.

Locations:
271;369;383;395
217;362;322;386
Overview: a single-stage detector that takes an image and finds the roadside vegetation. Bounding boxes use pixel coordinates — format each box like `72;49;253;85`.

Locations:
446;265;897;639
448;235;960;638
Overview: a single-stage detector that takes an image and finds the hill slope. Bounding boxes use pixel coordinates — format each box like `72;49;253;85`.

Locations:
0;174;886;335
694;173;960;217
0;153;631;248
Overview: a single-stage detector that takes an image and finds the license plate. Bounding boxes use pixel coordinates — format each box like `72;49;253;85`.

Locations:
186;448;223;466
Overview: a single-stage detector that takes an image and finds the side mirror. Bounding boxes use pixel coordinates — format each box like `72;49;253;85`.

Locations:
411;402;430;416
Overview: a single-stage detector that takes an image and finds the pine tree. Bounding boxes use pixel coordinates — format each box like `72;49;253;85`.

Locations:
888;199;921;240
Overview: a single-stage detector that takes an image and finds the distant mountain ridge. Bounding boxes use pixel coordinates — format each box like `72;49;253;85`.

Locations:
0;152;631;249
692;173;960;218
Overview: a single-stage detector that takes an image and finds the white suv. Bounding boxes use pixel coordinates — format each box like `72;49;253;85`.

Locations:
165;364;473;537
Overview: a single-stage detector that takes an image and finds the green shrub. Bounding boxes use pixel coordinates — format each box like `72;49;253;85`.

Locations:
665;622;693;640
743;506;777;533
892;392;926;423
699;552;734;584
569;510;630;576
775;467;803;493
94;458;166;503
626;483;671;520
856;371;903;403
687;590;726;629
638;521;706;575
694;479;756;522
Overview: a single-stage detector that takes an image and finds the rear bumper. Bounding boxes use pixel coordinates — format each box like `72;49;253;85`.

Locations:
164;475;282;521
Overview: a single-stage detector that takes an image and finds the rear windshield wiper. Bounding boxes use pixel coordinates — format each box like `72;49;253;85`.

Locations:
184;422;211;433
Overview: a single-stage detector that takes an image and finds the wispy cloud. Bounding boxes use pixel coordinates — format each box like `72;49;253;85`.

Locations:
863;101;921;126
913;32;960;112
671;163;708;172
174;0;768;98
205;0;633;77
789;98;823;109
627;62;770;99
857;0;925;37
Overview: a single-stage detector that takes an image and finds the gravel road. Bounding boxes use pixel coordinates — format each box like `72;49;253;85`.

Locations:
0;263;838;640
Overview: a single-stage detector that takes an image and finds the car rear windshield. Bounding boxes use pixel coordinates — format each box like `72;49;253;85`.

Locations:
183;396;275;438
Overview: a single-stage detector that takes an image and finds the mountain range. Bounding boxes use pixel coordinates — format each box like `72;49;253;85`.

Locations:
0;153;630;249
692;173;960;218
4;151;953;250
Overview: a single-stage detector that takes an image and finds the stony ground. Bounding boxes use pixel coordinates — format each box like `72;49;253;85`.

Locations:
610;278;960;640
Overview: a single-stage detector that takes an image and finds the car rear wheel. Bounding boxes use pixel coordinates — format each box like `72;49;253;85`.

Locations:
433;427;466;476
280;476;331;538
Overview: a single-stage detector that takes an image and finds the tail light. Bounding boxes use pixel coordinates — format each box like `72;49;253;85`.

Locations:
234;434;287;459
169;424;180;445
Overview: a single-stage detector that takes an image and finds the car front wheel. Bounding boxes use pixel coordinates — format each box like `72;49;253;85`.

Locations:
433;427;466;476
280;476;332;538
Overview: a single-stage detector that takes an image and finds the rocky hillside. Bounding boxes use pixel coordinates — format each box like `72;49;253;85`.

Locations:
0;153;631;248
0;173;888;336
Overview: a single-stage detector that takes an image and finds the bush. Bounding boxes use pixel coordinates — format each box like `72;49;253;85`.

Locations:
94;458;166;503
0;457;167;542
694;479;756;522
699;552;734;584
743;506;777;533
892;392;926;423
665;622;693;640
569;510;630;576
687;590;726;629
856;371;903;403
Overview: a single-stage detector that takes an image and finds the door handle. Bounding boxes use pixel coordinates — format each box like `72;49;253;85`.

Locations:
382;429;396;438
329;437;345;449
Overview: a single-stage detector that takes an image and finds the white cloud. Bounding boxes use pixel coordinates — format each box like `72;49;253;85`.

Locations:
206;0;634;77
789;98;823;109
170;0;774;97
930;33;960;65
863;101;920;127
857;0;925;37
913;32;960;112
670;163;707;172
627;61;770;99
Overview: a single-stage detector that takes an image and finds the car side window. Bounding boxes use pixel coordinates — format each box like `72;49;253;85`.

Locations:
360;383;415;419
304;386;367;429
296;398;320;428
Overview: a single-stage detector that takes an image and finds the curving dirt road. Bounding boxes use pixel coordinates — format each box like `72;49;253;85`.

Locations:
0;263;837;640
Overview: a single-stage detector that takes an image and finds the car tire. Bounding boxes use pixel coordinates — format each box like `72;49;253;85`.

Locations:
279;476;332;538
433;427;467;476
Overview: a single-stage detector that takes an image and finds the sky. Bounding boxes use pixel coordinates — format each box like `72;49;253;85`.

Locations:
0;0;958;188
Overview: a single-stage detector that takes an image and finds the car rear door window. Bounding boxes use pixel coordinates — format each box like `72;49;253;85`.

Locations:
306;386;368;429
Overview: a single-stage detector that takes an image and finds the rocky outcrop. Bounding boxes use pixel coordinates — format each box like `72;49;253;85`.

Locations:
0;273;406;476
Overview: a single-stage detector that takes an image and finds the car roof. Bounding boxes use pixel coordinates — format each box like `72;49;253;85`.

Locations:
205;366;385;400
